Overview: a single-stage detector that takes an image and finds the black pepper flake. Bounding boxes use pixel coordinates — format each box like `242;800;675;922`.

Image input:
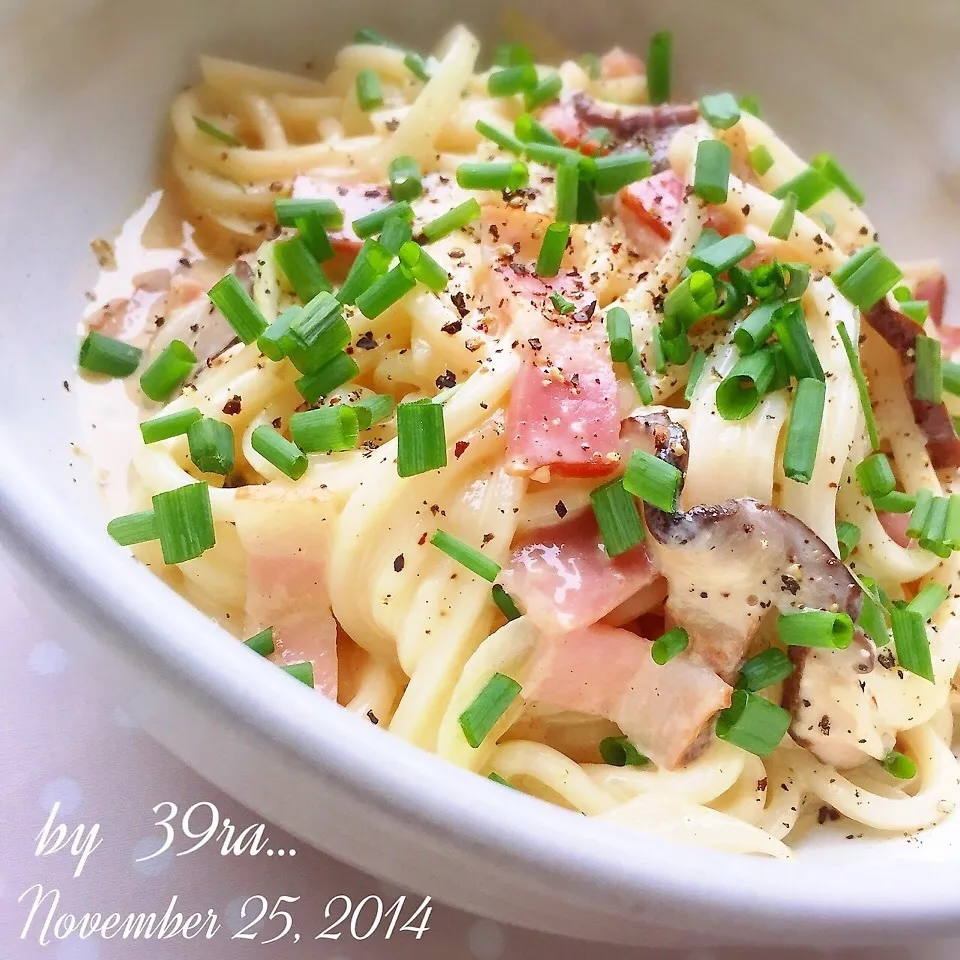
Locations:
482;533;495;545
441;319;463;335
367;709;380;724
222;395;242;416
454;440;470;459
62;380;70;392
394;554;405;573
780;574;800;596
527;337;542;351
436;370;457;389
450;291;469;319
819;715;831;735
356;331;377;350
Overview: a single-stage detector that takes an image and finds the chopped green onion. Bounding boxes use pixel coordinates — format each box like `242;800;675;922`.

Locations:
193;116;242;147
208;273;269;344
906;488;934;540
487;772;514;788
626;348;654;405
919;496;949;557
783;262;811;300
488;64;538;97
831;243;904;311
811;153;865;206
836;321;880;452
855;452;896;500
857;575;890;648
646;31;672;104
651;626;689;664
945;493;960;549
404;52;432;83
592;151;652;194
456;161;529;192
140;407;203;444
379;215;413;256
699;92;740;130
736;648;795;692
733;300;780;354
475;119;524;156
250;424;308;480
491;584;522;621
492;42;533;66
283;661;315;687
590;477;644;557
139;340;197;403
78;331;143;378
693;140;731;204
555;157;580;223
650;325;667;374
899;300;930;325
458;672;521;748
599;737;649;767
715;690;791;757
514;113;562;146
431;530;500;581
908;582;948;622
661;329;692;366
521;140;582;167
152;482;215;565
738;94;762;117
524;73;562;110
768;192;798;241
623;449;682;513
353;27;400;47
187;418;235;476
337;239;391;306
684;350;708;403
549;291;576;315
289;405;360;454
772;167;834;211
275;236;331;302
421;199;481;243
687;234;755;276
836;520;862;561
715;349;777;421
914;335;943;403
771;302;824;382
107;510;158;547
576;179;602;224
778;609;854;649
398;241;448;292
881;749;916;780
244;627;275;656
767;342;791;392
872;490;915;513
274;197;344;230
890;605;934;682
397;398;446;477
294;352;360;404
605;307;633;363
749;262;784;302
783;378;825;484
352;393;395;431
281;291;350;373
352;201;414;240
535;221;570;279
355;69;383;111
295;213;335;263
749;144;774;176
356;264;417;319
663;271;717;337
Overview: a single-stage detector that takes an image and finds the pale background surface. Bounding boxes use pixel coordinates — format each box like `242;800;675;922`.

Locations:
1;550;953;960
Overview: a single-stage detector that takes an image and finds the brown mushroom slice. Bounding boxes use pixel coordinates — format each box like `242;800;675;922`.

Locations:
783;631;892;768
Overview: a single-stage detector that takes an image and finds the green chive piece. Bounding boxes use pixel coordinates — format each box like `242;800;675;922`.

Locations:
769;192;798;241
458;673;522;748
881;749;917;780
550;291;576;315
487;772;514;788
898;299;930;325
857;575;890;649
491;584;523;621
811;153;865;206
771;302;825;382
152;482;216;565
777;609;854;650
783;378;825;484
431;530;501;582
736;648;795;692
651;626;689;665
274;236;332;302
733;300;780;354
352;393;395;431
663;271;718;337
592;151;652;195
398;241;448;292
493;43;533;66
475;119;524;156
914;335;943;403
524;73;563;110
208;273;269;344
944;493;960;549
250;425;308;480
623;449;682;513
193;116;242;147
651;325;667;374
576;179;602;224
749;144;774;176
836;321;880;452
78;331;143;378
684;350;708;403
514;113;562;146
772;167;834;211
715;689;791;757
687;234;755;276
590;478;644;558
379;215;413;257
283;661;315;687
244;627;275;656
908;582;948;622
140;407;203;445
404;52;432;83
352;201;414;240
831;243;904;311
388;155;423;201
855;452;896;500
107;510;158;547
555;158;580;223
920;496;950;557
693;140;731;204
738;94;762;117
289;406;360;454
605;307;634;363
421;199;482;243
699;92;741;130
397;398;446;477
337;239;392;306
661;328;692;366
294;352;360;404
139;340;197;403
715;349;777;421
519;140;580;167
356;264;417;319
281;291;350;374
872;490;916;514
295;213;335;263
626;348;654;405
783;262;811;300
274;197;344;230
353;27;400;47
906;488;934;540
599;737;649;767
535;222;571;279
836;520;861;561
355;69;383;111
488;64;538;98
646;31;672;104
890;605;934;682
186;418;235;476
456;161;529;192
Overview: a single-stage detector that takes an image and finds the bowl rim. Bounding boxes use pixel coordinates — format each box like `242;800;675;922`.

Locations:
2;446;960;942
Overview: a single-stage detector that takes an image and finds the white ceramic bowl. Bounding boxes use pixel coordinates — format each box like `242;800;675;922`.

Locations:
2;0;959;948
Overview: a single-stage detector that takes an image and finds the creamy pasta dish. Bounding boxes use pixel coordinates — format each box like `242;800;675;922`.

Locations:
77;25;960;857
